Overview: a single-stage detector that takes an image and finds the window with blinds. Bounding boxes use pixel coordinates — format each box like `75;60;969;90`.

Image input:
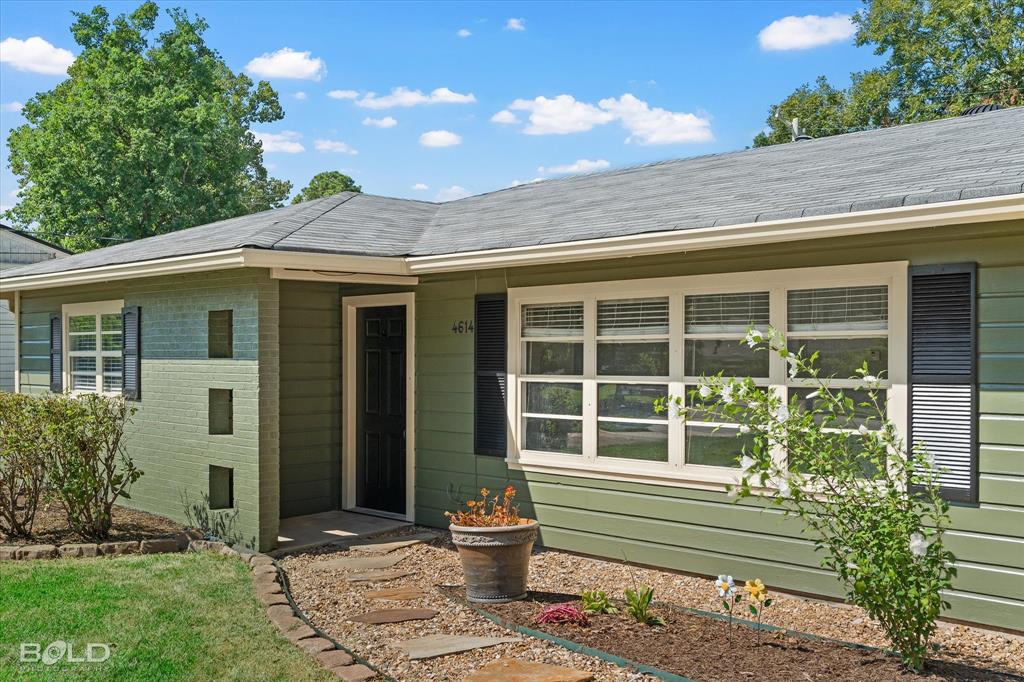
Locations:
684;292;769;379
787;285;888;331
684;292;769;334
597;298;669;336
522;303;584;337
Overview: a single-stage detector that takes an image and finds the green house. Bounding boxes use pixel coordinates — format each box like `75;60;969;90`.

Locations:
2;108;1022;631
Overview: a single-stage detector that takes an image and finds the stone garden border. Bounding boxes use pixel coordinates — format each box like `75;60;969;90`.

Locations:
0;530;203;560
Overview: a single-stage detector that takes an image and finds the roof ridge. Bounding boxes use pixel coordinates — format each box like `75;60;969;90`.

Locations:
260;193;359;249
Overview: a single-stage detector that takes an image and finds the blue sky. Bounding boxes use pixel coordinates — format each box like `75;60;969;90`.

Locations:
0;1;881;207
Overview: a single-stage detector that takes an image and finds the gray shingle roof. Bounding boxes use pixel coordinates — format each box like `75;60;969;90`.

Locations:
6;107;1023;278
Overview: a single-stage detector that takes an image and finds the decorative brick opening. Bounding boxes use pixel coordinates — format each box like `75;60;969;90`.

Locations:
209;465;234;509
208;309;234;359
209;388;233;435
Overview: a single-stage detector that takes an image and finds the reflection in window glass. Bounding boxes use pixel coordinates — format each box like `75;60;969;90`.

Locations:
524;342;583;375
69;315;96;333
790;388;886;429
598;384;667;419
523;417;583;455
789;338;887;378
597;342;668;376
598;423;668;462
789;433;883;478
685;425;753;467
684;339;769;377
523;382;583;415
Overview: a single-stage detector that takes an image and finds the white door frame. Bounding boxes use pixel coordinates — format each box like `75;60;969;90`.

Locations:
341;292;416;521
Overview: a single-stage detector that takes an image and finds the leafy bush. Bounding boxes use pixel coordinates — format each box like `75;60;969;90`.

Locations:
41;393;143;541
536;602;589;626
662;327;955;670
580;589;618;615
624;584;664;626
0;393;48;537
445;485;523;527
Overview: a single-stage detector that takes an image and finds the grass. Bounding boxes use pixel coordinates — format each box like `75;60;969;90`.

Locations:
0;552;335;681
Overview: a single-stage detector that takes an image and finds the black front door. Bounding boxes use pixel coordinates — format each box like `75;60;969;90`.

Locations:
356;305;406;515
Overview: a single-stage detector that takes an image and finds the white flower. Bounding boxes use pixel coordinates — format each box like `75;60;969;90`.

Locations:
805;390;819;400
858;424;870;436
738;424;751;434
745;329;764;348
787;356;799;378
740;455;755;473
698;384;713;399
845;561;859;571
715;574;736;598
777;478;791;497
721;384;734;404
726;485;739;498
909;532;930;558
774;404;789;422
863;375;878;385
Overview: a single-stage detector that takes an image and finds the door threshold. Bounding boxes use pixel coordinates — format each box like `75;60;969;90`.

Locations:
347;506;412;523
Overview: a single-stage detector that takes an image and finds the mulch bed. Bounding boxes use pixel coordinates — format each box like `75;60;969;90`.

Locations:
468;590;1020;682
2;500;185;546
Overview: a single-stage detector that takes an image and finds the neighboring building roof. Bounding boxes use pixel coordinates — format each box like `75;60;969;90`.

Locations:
5;106;1024;279
0;224;69;271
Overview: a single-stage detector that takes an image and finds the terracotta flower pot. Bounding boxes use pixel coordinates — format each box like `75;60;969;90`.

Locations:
449;519;539;603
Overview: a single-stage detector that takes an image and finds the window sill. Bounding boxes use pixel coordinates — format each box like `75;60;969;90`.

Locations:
506;454;745;492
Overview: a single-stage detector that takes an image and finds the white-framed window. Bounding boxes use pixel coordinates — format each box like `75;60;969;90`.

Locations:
506;262;908;489
63;300;124;395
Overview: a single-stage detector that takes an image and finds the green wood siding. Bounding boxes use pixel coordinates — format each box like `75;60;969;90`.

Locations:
278;281;342;518
412;220;1024;630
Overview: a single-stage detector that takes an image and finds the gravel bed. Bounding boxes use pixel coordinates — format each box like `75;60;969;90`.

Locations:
282;527;1023;681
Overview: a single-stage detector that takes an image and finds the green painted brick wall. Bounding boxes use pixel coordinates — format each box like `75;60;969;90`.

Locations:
411;220;1024;631
18;269;279;550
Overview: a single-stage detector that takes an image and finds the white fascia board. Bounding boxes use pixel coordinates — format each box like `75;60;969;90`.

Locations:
406;194;1024;273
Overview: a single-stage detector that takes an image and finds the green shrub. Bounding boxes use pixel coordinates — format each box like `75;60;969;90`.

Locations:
41;393;143;541
580;589;618;615
0;393;48;537
660;327;955;670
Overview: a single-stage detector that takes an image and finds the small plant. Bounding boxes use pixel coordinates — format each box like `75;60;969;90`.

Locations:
580;589;618;615
715;574;742;637
744;578;774;644
536;602;589;626
445;485;522;527
624;585;664;626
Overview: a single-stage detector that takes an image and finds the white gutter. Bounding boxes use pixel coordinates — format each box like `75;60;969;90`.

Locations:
406;194;1024;273
1;194;1021;291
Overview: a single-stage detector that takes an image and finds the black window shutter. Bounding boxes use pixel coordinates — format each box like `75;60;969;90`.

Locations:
49;314;62;393
122;306;141;401
908;263;977;503
474;294;507;456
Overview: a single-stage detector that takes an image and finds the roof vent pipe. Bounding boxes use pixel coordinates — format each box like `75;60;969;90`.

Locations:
790;117;813;142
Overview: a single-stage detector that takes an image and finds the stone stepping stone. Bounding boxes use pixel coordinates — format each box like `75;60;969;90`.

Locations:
312;553;406;572
345;569;416;583
364;586;428;602
465;658;595;682
393;634;521;660
347;532;437;554
350;608;438;624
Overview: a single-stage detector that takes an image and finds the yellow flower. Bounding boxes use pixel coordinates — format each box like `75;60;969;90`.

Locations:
745;578;767;602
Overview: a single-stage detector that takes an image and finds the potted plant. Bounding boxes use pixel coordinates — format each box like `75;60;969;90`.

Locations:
446;485;538;603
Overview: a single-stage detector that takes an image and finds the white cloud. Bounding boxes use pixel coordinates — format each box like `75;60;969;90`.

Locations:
436;185;471;201
314;139;358;154
758;14;855;51
508;178;544;187
253;130;305;153
490;109;519;124
293;91;307;100
362;116;397;128
598;94;713;144
0;36;74;75
419;130;462;147
505;18;526;31
508;95;615;135
1;101;24;112
412;183;429;191
357;86;476;109
328;89;359;100
457;29;472;38
245;47;325;80
538;159;610;175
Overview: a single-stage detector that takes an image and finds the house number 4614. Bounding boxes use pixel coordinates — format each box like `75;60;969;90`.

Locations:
451;320;474;334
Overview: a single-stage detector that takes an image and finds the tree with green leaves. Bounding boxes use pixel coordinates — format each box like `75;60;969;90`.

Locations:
5;2;292;251
754;0;1023;147
291;171;362;204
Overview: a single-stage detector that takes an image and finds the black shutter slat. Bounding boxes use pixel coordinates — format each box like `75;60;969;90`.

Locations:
49;314;62;393
908;263;977;503
122;306;141;401
474;294;507;456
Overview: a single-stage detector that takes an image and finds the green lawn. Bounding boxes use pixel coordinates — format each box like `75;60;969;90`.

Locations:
0;552;334;681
